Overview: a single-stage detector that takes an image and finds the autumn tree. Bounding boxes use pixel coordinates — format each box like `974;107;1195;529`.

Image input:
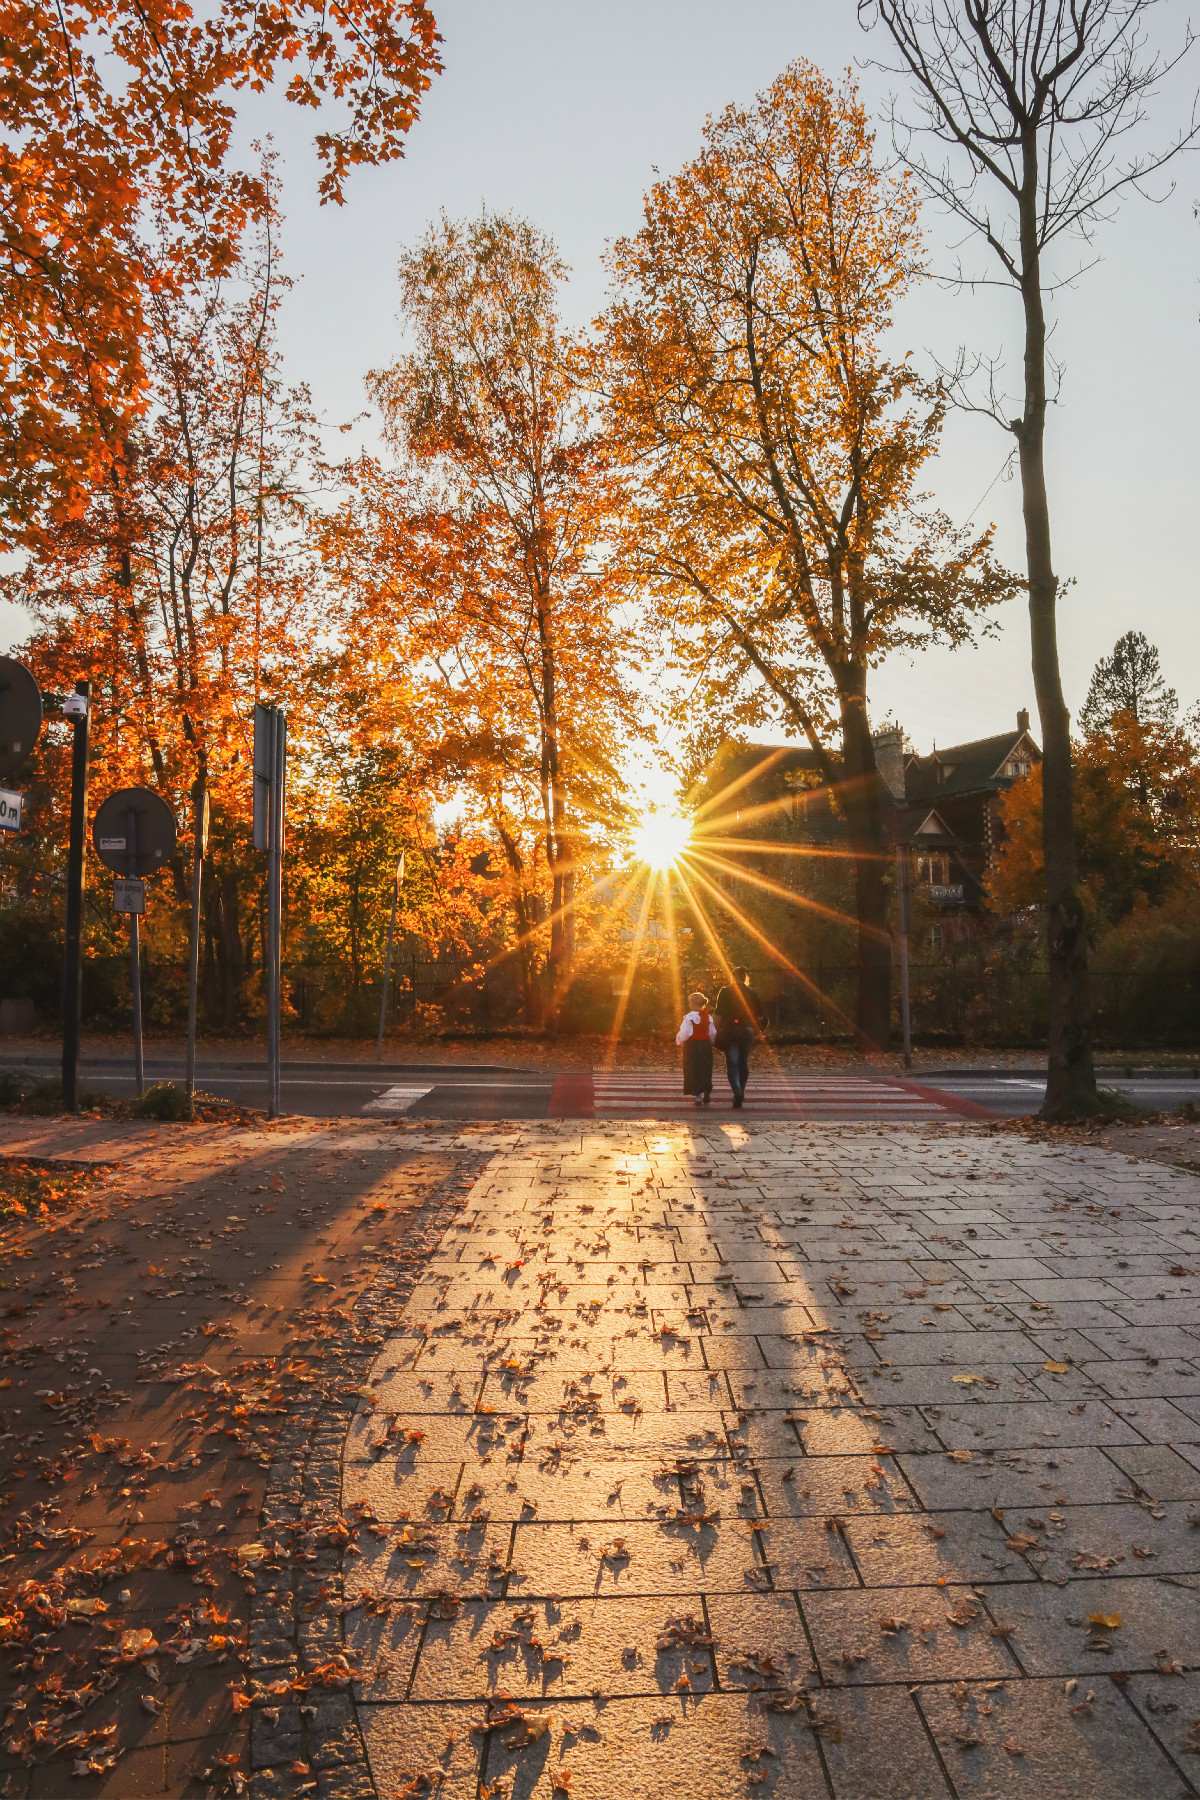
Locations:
338;210;644;1022
288;654;491;1032
862;0;1197;1112
990;711;1200;925
7;198;324;1025
599;62;1008;1047
0;0;441;543
1079;630;1178;735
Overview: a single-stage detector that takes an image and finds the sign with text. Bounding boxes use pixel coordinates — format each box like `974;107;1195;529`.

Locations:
0;788;21;833
113;876;145;915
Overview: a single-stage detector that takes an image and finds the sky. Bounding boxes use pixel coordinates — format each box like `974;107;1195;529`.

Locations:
6;0;1199;807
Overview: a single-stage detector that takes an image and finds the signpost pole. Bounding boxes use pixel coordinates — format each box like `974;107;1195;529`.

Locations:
896;845;913;1071
185;781;207;1103
61;681;90;1112
127;806;145;1098
269;712;286;1120
254;703;286;1120
375;852;405;1063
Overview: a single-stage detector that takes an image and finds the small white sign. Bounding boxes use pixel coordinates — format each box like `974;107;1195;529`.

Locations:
0;788;21;833
99;836;126;850
113;876;145;915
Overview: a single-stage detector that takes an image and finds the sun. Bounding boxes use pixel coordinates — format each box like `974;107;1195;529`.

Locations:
631;808;692;870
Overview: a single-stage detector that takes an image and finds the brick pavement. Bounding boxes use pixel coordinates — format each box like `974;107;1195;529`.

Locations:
345;1121;1200;1800
0;1117;500;1800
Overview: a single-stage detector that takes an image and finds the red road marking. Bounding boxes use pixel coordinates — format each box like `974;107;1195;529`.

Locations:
549;1073;594;1117
882;1073;999;1121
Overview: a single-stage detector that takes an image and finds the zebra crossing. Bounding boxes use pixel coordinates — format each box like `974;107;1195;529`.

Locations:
548;1067;978;1120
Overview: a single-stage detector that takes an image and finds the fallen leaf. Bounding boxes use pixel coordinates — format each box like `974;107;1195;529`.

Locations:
1086;1612;1122;1631
1042;1361;1070;1374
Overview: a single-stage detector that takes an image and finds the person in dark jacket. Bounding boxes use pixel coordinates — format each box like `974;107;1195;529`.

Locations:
713;966;757;1107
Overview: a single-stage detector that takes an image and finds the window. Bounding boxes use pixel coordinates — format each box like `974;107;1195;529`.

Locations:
917;853;949;886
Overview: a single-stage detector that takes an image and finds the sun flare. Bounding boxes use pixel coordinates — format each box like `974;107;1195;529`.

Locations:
631;808;693;870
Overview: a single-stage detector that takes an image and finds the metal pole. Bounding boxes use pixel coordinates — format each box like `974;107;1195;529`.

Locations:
376;852;405;1063
185;781;205;1102
266;711;286;1119
61;681;90;1111
128;806;144;1097
897;846;913;1070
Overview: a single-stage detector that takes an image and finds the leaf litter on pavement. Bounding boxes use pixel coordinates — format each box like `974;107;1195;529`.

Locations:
0;1122;490;1795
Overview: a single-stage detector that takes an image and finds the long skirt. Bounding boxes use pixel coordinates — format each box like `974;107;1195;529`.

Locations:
682;1038;713;1096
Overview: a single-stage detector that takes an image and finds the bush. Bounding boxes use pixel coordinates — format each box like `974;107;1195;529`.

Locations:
132;1081;195;1122
0;907;62;1017
0;1070;26;1107
24;1077;67;1113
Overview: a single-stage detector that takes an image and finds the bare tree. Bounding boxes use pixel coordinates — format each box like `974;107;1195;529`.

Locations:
860;0;1196;1117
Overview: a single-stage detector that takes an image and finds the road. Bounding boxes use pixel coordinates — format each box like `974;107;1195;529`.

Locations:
2;1052;1197;1120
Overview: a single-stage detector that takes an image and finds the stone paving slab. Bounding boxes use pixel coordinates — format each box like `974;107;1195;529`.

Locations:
916;1675;1193;1798
340;1122;1200;1798
406;1594;719;1700
479;1694;832;1799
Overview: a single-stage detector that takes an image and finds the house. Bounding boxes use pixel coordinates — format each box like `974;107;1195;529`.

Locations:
692;711;1041;949
899;710;1041;892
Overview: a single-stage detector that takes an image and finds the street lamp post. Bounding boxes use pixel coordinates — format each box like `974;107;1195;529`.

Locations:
376;852;405;1063
896;844;913;1070
185;781;210;1103
61;682;91;1111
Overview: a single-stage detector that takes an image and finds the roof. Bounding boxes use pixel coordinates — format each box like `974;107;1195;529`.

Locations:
891;805;958;845
905;730;1040;803
692;743;829;814
695;722;1041;819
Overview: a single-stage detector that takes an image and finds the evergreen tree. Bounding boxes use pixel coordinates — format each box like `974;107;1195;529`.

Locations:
1079;632;1177;736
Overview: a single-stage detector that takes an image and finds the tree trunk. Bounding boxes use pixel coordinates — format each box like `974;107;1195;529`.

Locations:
839;686;892;1049
1016;134;1097;1118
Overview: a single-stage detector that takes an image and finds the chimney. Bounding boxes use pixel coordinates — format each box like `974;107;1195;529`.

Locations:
1017;708;1030;733
873;725;907;802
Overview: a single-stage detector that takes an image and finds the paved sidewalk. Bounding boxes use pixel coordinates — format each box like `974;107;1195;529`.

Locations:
345;1121;1200;1800
0;1117;497;1798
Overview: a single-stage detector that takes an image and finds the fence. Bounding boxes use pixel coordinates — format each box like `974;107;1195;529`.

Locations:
6;921;1198;1047
284;957;525;1035
752;960;1200;1048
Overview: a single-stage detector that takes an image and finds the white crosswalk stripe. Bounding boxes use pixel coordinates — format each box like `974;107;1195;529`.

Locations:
591;1069;950;1120
362;1085;433;1114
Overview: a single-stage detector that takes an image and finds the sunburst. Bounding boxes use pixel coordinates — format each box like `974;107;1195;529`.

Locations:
630;807;692;870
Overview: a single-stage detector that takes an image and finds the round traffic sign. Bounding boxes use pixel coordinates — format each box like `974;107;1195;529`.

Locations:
92;787;178;876
0;657;42;775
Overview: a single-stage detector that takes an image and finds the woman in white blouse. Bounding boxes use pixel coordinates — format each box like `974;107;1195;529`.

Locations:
675;990;716;1106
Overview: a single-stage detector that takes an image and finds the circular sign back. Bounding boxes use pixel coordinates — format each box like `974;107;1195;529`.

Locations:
92;787;179;876
0;657;43;775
